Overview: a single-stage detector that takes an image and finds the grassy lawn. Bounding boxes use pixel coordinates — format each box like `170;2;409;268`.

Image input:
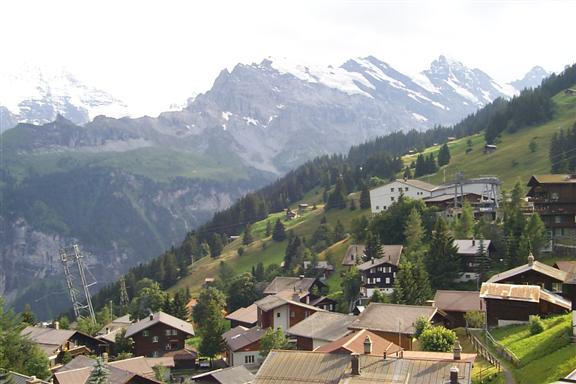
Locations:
404;91;576;190
488;314;576;384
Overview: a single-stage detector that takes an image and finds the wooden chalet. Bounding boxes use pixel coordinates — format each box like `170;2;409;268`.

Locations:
357;245;403;297
527;174;576;240
480;282;571;327
347;303;446;350
222;326;266;367
453;239;494;282
255;294;325;333
432;290;484;328
342;244;366;267
125;312;194;358
21;326;108;369
487;253;568;294
225;303;258;328
263;276;334;310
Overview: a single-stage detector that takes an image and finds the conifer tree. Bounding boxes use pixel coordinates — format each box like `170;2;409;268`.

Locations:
272;219;286;242
437;143;451;166
525;214;547;256
476;236;491;282
242;224;254;245
198;300;226;359
334;220;346;241
326;177;347;210
457;201;474;239
359;184;371;210
392;259;431;305
265;220;272;237
88;357;110;384
404;208;424;254
364;232;381;261
426;218;459;289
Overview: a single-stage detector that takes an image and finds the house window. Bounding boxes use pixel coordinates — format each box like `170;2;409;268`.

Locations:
245;355;255;364
151;351;159;357
165;329;177;336
165;343;174;351
143;330;149;337
304;311;310;317
152;336;159;343
290;311;295;318
391;188;395;192
383;206;387;210
555;216;562;224
385;277;390;284
393;272;396;278
376;277;381;283
276;312;281;318
391;197;395;201
376;206;380;210
405;187;409;191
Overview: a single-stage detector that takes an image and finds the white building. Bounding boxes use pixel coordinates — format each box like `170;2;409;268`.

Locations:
369;179;436;214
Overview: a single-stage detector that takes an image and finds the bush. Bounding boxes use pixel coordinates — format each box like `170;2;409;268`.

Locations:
529;315;545;335
237;247;245;256
414;316;431;339
419;326;457;352
464;311;486;328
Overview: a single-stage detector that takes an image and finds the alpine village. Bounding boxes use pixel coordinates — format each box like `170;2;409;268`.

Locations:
3;10;576;384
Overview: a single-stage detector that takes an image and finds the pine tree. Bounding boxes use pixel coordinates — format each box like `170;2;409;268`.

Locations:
21;304;36;326
326;177;347;210
272;219;286;242
242;224;254;245
525;214;547;257
198;301;226;359
392;259;432;305
334;220;346;241
88;357;110;384
342;267;361;312
210;233;224;258
414;154;426;177
426;218;460;289
404;208;423;254
364;232;381;261
359;184;371;210
437;143;451;166
265;221;272;237
458;201;474;239
476;236;491;282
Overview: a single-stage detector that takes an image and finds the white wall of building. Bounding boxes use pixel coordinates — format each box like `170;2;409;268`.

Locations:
370;180;432;214
231;350;262;366
273;305;290;332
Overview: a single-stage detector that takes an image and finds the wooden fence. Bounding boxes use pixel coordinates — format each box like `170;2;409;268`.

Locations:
466;329;501;371
484;331;521;367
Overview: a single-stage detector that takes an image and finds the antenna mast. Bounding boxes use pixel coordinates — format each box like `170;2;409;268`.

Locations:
59;244;96;323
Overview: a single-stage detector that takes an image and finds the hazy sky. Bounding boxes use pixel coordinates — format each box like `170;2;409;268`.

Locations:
3;0;575;116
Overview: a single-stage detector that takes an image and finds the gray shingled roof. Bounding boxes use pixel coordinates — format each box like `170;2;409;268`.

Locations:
255;294;324;313
433;290;483;313
125;311;194;338
225;303;258;325
348;303;438;334
191;365;255;384
286;312;356;341
0;372;50;384
454;239;492;256
263;277;317;295
222;326;266;352
342;245;365;266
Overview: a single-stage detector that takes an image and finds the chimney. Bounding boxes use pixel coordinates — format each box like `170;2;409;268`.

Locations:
453;340;462;361
26;376;41;384
450;366;459;384
371;258;374;265
105;327;110;334
53;321;60;330
102;352;109;364
299;275;304;280
149;313;154;321
472;237;475;246
351;353;360;376
399;350;403;359
383;351;387;360
528;252;535;266
363;335;372;355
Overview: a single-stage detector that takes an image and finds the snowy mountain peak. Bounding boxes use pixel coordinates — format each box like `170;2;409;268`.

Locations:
0;65;129;126
511;66;550;90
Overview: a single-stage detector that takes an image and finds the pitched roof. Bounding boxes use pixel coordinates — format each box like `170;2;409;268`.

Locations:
423;192;488;203
528;174;576;185
108;356;155;379
222;326;266;352
255;294;324;313
314;329;402;356
433;290;483;313
554;261;576;275
225;303;258;325
348;303;439;334
254;350;350;384
480;283;572;310
286;312;356;341
353;246;403;271
125;311;194;338
253;350;474;384
342;245;365;266
191;366;255;384
55;356;161;384
487;260;569;283
0;372;50;384
54;364;160;384
453;239;492;256
398;179;438;191
263;277;319;295
98;314;131;335
20;326;79;355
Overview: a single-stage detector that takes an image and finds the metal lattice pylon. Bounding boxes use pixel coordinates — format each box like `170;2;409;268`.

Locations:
119;276;130;308
59;244;96;323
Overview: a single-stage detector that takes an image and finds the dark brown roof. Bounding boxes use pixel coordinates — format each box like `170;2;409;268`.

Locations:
314;329;402;356
222;326;266;352
286;312;356;341
263;277;319;295
348;303;439;335
433;290;483;313
125;311;194;338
